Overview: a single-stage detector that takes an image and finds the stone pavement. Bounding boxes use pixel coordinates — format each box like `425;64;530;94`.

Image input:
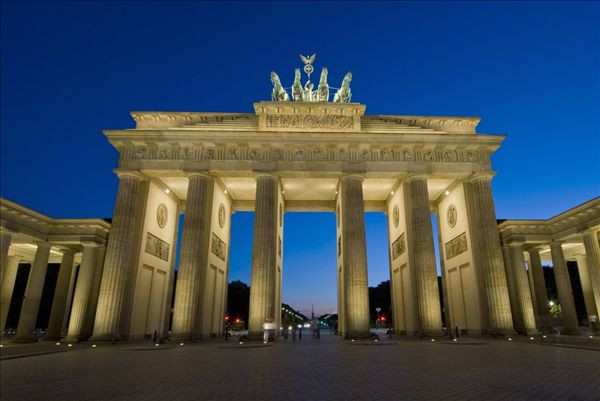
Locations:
1;330;599;401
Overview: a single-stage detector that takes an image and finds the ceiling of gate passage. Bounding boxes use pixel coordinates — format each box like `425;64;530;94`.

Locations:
153;175;455;211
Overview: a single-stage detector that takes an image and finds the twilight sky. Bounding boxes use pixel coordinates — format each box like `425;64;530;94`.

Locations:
1;1;598;315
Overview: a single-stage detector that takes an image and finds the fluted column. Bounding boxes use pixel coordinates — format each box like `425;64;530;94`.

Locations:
507;243;537;335
465;175;514;334
171;173;214;340
66;244;98;341
575;255;598;321
404;176;442;336
502;245;523;331
248;174;279;339
528;249;552;331
550;242;579;334
0;231;11;285
1;255;22;331
582;230;600;320
84;245;106;338
13;242;51;342
44;249;76;340
339;175;370;339
92;172;144;340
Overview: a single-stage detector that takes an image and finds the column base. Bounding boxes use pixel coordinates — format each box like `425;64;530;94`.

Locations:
169;334;202;342
40;336;63;341
483;328;517;337
418;329;444;338
247;331;276;342
64;335;91;343
561;327;581;336
344;330;372;340
11;337;38;344
88;334;124;342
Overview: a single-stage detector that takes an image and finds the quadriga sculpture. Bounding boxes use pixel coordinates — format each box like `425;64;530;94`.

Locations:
270;71;290;101
333;72;352;103
317;67;329;102
292;69;303;102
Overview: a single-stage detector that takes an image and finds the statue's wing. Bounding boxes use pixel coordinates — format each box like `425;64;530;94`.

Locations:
309;53;316;63
300;54;308;64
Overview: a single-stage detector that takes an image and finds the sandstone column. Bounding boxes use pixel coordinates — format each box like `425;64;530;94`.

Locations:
92;172;144;340
582;230;600;320
66;244;98;341
550;242;579;334
171;173;214;341
340;175;370;339
502;244;523;331
465;175;514;334
404;176;442;336
83;245;106;338
248;174;279;339
528;249;552;331
575;255;598;321
0;231;11;285
1;255;22;331
44;249;76;340
13;242;51;342
507;243;537;335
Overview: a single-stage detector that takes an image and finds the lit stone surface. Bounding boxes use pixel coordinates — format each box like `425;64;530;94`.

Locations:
550;242;580;334
0;255;22;331
44;250;76;340
92;173;144;340
66;245;99;341
465;177;514;334
583;230;600;319
340;175;370;339
248;174;279;339
0;231;11;285
507;243;537;335
12;243;51;342
404;176;442;336
171;173;214;340
527;249;553;331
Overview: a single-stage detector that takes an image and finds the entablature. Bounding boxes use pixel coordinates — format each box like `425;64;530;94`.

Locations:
498;197;600;245
1;198;111;247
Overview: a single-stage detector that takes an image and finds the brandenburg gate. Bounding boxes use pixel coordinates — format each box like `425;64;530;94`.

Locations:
89;60;516;341
4;59;596;343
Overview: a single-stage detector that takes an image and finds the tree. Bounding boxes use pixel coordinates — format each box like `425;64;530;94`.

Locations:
368;280;391;326
226;280;250;328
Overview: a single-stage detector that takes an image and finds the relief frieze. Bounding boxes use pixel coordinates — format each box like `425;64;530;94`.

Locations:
445;232;468;260
266;114;354;130
145;232;170;261
391;233;406;260
211;232;227;261
123;143;488;165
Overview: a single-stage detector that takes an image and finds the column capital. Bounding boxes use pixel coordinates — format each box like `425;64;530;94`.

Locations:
184;170;212;179
506;241;525;249
113;169;145;181
405;173;429;183
253;172;279;181
6;254;24;263
58;247;77;256
34;241;52;250
339;174;364;183
582;227;599;236
467;172;495;182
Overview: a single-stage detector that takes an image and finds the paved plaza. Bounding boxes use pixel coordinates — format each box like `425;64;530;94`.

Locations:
1;331;599;401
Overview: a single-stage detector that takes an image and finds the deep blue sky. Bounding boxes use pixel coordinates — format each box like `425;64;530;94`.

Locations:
2;1;598;315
